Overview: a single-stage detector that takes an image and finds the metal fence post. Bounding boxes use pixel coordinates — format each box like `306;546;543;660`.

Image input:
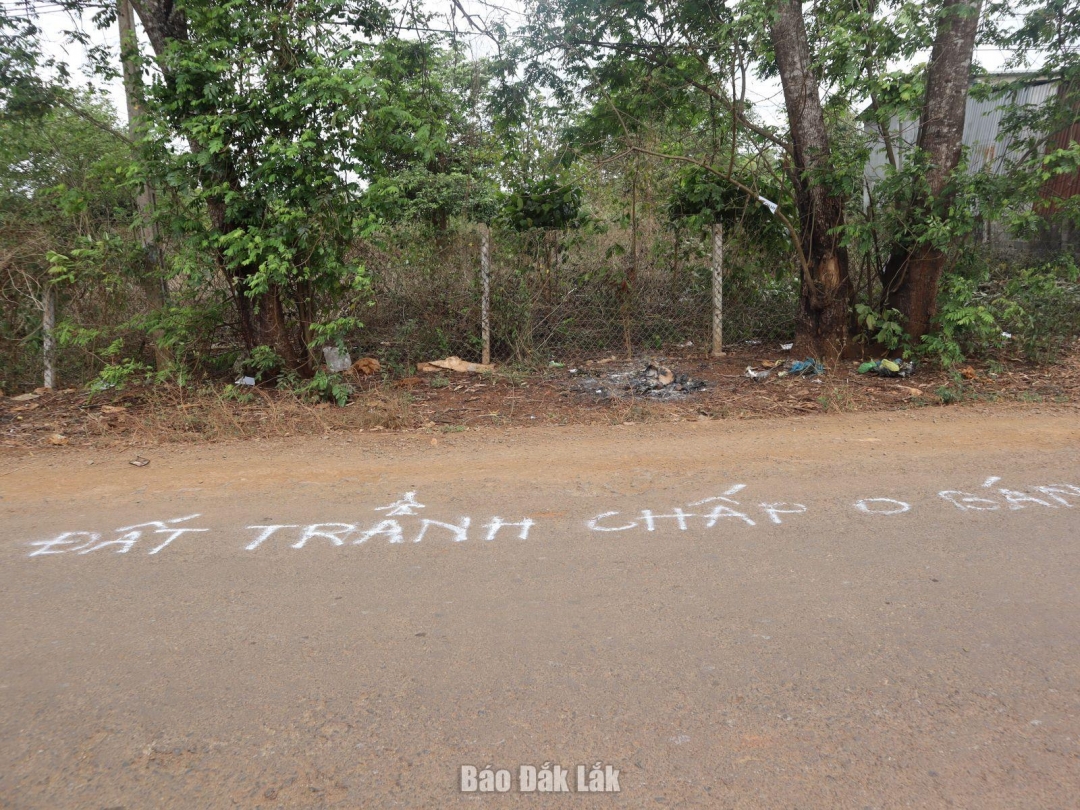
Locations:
711;223;724;357
480;224;491;366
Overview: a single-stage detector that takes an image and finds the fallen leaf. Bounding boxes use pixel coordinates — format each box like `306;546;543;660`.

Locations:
101;405;127;414
129;456;150;467
351;357;381;375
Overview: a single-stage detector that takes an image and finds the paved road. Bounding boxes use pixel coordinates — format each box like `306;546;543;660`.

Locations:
2;409;1078;808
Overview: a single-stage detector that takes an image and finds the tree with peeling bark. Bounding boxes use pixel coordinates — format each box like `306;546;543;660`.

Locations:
881;0;983;342
769;0;853;357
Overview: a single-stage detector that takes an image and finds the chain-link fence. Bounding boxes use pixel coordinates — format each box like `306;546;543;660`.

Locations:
354;221;800;371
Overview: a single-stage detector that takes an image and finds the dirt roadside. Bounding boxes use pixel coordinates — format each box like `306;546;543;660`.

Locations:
3;347;1078;451
2;405;1077;506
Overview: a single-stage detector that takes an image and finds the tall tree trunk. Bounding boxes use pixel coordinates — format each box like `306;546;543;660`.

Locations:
771;0;852;359
205;196;304;372
130;0;304;374
119;0;171;371
884;0;983;342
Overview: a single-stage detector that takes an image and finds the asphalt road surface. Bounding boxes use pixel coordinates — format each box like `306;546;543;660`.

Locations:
2;408;1078;809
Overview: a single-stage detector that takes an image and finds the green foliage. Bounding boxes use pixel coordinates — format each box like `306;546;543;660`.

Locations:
993;256;1080;360
500;176;585;231
146;0;389;367
357;41;502;226
221;383;255;403
920;273;999;367
855;304;906;353
667;165;788;244
90;357;151;392
935;372;969;405
244;345;285;380
284;369;352;406
0;92;146;391
919;256;1080;366
3;0;1080;394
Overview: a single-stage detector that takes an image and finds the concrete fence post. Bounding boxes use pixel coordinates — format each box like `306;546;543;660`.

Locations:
480;224;491;366
711;223;724;357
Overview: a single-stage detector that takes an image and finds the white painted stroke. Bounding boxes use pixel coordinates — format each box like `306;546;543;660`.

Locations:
855;498;910;515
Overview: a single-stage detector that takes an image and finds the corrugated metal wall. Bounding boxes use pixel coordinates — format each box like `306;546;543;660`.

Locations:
863;76;1079;256
864;77;1059;181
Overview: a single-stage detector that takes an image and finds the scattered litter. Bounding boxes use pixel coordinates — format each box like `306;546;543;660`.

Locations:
569;368;578;374
351;357;382;375
234;376;256;386
783;358;825;377
746;357;824;380
425;356;494;374
681;341;694;348
48;433;68;446
573;360;706;400
780;342;793;351
857;358;915;378
1001;331;1012;339
129;456;150;467
653;365;675;386
549;361;565;368
322;346;352;372
10;393;40;402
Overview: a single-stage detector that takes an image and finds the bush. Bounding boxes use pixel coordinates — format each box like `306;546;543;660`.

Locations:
922;254;1080;366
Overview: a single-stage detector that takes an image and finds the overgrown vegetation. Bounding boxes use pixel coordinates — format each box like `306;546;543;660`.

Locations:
1;0;1079;401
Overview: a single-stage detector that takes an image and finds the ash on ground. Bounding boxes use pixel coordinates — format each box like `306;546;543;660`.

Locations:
572;361;707;401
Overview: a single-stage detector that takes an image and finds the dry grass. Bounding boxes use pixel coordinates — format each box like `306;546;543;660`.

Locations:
0;384;420;449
